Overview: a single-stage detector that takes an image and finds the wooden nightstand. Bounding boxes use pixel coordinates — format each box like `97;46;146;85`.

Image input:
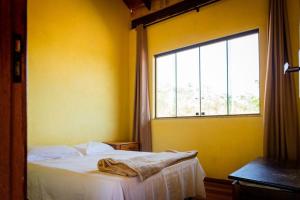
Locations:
105;142;139;151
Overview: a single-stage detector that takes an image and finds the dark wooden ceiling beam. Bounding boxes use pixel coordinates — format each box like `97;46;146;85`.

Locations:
123;0;151;10
131;0;220;29
142;0;151;10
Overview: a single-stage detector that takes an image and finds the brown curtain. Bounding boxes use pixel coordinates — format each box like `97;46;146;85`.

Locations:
264;0;300;161
133;25;152;152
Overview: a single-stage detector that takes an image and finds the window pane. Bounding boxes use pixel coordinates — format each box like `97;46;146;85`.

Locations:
156;54;176;117
228;33;259;114
200;41;227;116
176;48;200;116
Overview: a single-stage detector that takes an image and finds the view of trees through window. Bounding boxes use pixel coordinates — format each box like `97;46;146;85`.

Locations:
155;31;260;118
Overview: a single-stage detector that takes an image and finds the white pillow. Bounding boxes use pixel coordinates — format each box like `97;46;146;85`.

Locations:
27;154;48;162
27;145;82;162
75;141;114;155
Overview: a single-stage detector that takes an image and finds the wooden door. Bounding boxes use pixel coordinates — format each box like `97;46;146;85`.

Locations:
0;0;27;199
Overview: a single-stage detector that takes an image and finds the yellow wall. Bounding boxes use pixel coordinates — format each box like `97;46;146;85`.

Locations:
129;0;300;179
28;0;130;145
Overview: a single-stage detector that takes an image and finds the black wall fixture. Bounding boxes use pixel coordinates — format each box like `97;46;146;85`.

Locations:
284;62;300;74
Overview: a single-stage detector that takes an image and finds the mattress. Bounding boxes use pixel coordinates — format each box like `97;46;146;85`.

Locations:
28;150;206;200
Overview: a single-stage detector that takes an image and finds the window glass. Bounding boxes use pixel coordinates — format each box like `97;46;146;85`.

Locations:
176;48;200;116
228;33;259;114
155;31;260;118
200;41;227;116
156;54;176;117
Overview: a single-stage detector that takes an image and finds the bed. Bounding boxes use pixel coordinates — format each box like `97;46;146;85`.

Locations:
27;144;206;200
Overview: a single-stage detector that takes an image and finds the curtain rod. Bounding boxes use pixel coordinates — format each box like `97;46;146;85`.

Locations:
131;0;220;29
143;6;200;28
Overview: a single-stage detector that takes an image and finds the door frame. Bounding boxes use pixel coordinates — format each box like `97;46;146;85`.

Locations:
0;0;27;199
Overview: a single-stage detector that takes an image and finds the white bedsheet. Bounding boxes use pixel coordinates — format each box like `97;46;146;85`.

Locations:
28;150;206;200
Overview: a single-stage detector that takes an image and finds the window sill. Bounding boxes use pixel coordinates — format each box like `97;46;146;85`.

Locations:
153;113;261;120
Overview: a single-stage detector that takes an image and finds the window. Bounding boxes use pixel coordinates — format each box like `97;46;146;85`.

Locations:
155;30;260;118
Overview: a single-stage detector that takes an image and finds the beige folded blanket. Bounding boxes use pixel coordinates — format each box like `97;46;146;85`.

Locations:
97;150;198;181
